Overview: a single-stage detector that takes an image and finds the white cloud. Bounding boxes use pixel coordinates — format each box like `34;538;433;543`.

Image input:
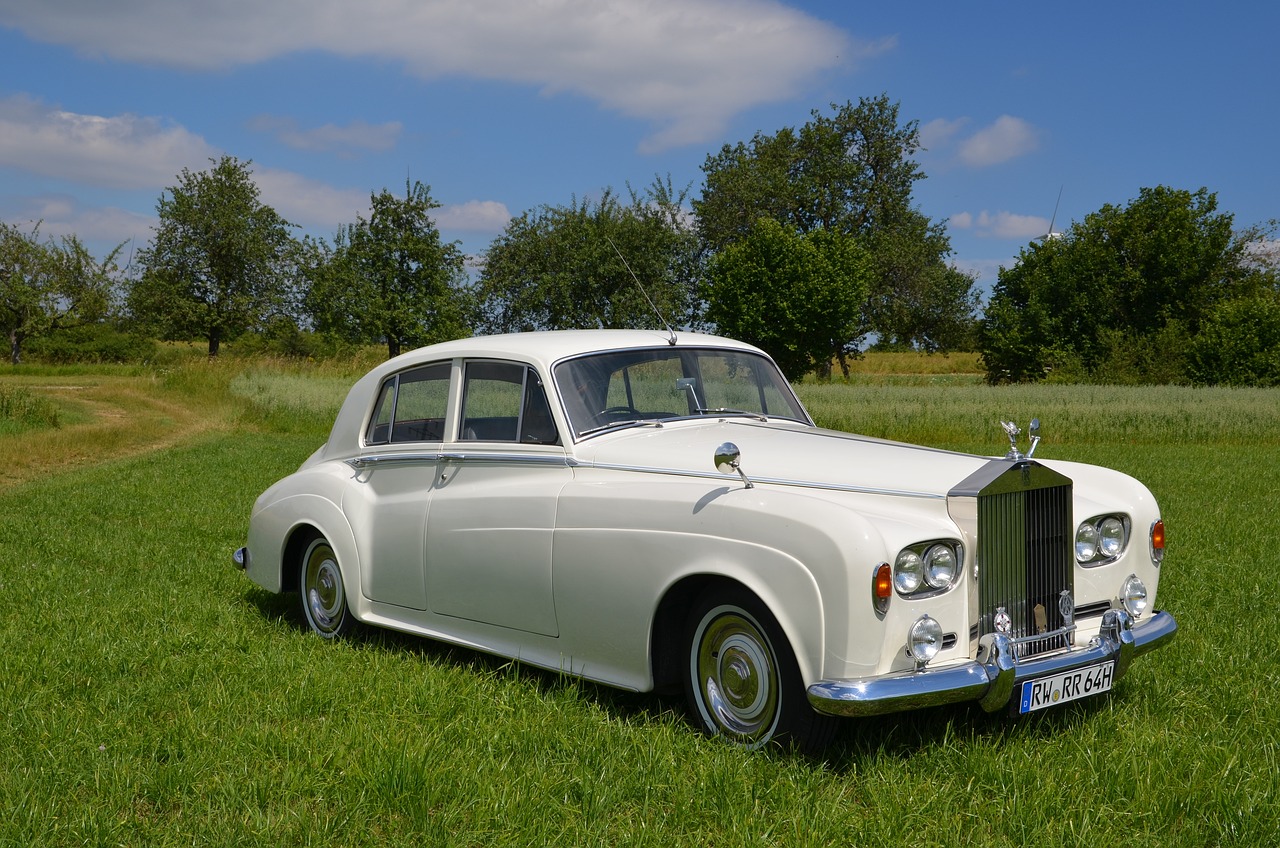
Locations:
950;209;1049;240
253;168;372;231
247;115;403;155
436;200;513;233
0;0;860;152
919;117;968;152
1245;238;1280;269
957;115;1039;167
0;94;215;189
1;193;156;251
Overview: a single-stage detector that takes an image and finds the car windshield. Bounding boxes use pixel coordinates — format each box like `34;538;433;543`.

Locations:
553;347;811;438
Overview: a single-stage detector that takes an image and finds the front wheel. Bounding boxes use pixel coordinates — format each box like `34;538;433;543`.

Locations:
298;535;356;639
683;587;837;752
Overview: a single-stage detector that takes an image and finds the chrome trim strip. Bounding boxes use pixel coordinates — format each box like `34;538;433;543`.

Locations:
807;609;1176;717
345;453;440;469
347;452;574;470
438;452;576;467
584;461;944;500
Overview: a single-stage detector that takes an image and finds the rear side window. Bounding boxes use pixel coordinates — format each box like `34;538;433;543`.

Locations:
365;362;450;444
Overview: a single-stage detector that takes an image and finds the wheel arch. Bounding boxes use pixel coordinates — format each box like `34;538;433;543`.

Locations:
251;493;362;607
650;568;824;695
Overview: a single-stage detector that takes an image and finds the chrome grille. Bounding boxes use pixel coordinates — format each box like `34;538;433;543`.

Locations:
976;470;1074;659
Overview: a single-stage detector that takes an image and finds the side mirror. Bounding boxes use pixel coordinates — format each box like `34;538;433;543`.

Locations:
713;442;753;489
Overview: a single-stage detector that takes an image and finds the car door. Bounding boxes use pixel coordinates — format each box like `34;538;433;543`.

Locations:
351;361;451;610
425;360;569;637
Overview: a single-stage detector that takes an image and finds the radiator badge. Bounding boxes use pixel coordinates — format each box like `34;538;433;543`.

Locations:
994;606;1012;635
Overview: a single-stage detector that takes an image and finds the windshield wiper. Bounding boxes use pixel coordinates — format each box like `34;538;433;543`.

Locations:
577;418;666;437
696;408;769;422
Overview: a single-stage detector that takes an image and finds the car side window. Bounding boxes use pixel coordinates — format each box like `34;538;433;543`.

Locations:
365;362;450;444
460;361;559;445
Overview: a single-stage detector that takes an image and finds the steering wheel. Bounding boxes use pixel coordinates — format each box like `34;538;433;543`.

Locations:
591;405;644;426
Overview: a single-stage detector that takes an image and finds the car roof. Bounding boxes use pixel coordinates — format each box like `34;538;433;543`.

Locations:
320;330;774;459
376;329;766;375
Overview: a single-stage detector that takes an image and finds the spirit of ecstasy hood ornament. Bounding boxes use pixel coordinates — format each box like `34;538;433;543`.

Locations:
1000;418;1041;461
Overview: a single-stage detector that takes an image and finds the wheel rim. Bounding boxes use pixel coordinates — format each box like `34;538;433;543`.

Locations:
692;606;781;745
303;540;345;635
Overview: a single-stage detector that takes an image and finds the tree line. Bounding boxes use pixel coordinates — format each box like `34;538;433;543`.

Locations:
3;94;1277;385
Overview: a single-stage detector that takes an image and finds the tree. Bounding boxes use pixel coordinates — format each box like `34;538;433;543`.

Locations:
129;156;298;357
477;180;700;334
704;218;870;380
981;186;1271;383
694;96;976;352
696;96;925;250
863;210;980;351
1;222;118;364
307;181;470;359
1186;293;1280;386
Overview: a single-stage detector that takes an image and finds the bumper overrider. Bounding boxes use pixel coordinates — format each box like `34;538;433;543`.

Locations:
807;608;1177;717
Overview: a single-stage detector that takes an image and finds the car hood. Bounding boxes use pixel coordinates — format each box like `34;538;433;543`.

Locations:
572;419;995;500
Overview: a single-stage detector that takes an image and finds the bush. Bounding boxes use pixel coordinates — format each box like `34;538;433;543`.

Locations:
1186;295;1280;386
26;324;157;364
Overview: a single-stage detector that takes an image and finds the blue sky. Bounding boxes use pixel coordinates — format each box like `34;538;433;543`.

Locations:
1;1;1275;298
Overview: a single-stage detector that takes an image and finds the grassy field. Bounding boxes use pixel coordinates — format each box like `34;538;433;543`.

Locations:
1;353;1276;845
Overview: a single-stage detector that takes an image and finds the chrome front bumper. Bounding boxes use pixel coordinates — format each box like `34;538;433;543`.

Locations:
807;609;1177;717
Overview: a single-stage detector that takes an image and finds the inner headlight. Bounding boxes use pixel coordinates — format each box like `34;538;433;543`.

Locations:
1075;522;1099;561
907;615;943;664
924;545;957;590
1120;574;1149;618
1076;515;1130;565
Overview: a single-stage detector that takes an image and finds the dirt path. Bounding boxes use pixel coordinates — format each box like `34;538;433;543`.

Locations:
0;377;236;492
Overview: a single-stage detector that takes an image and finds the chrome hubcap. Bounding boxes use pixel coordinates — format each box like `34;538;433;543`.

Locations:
304;543;344;634
694;608;779;743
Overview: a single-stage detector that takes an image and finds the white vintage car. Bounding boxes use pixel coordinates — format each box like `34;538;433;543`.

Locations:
235;330;1176;751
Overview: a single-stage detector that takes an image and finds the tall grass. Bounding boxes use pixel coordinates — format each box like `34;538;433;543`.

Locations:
0;358;1276;844
798;381;1280;450
0;383;61;431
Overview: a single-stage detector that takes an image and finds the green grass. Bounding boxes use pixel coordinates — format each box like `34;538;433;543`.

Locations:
0;361;1277;845
0;383;62;433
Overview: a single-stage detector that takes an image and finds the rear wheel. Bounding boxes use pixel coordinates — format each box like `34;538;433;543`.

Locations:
298;535;355;639
683;586;837;752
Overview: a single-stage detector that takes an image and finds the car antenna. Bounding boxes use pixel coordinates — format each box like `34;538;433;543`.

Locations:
606;236;678;345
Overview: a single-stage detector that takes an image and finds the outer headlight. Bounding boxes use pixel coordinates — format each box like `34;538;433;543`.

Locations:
1120;574;1149;618
894;550;923;594
907;615;943;664
924;545;957;590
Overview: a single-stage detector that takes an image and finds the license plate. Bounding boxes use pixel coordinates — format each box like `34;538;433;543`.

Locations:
1019;661;1115;713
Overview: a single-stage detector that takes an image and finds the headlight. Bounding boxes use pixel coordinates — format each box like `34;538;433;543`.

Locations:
1120;574;1149;618
1075;522;1099;561
1076;515;1130;565
1099;517;1126;558
894;550;923;594
893;541;962;597
924;545;957;590
907;615;943;664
